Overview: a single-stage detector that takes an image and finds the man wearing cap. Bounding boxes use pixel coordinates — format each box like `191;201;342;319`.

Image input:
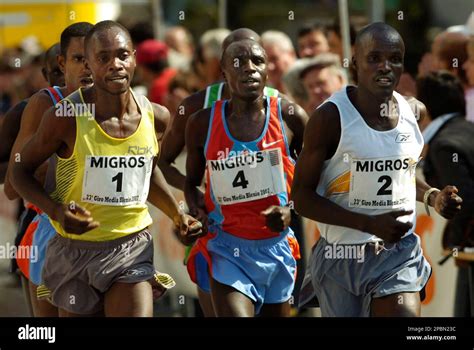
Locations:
136;39;177;106
300;53;347;113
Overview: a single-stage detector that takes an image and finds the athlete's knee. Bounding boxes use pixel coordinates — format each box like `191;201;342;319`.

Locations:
259;301;291;317
105;281;153;317
197;287;215;317
210;279;254;317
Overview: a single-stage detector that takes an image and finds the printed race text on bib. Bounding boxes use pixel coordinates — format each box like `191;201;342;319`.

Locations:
208;148;285;205
82;155;153;206
349;155;417;209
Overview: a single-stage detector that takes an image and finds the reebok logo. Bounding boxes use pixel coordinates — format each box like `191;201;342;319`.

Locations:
127;145;154;155
123;269;146;276
262;139;281;148
396;133;412;143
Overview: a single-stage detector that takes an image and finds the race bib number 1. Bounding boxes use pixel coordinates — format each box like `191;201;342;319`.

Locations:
208;148;286;205
349;155;417;209
82;155;153;206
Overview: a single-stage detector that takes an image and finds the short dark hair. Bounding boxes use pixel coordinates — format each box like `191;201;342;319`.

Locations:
84;20;132;55
60;22;93;57
355;22;403;49
297;23;328;39
416;71;466;120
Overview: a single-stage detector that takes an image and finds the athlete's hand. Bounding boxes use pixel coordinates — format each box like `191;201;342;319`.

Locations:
365;210;413;243
434;186;462;219
53;202;100;234
261;205;291;232
189;206;208;234
173;212;205;246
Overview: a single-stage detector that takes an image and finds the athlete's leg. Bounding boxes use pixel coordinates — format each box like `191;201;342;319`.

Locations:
259;301;292;317
197;287;215;317
28;281;58;317
370;292;420;317
104;281;153;317
290;213;305;306
20;275;33;316
210;278;255;317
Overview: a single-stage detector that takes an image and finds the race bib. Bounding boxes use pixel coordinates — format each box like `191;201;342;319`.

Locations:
349;155;417;209
82;155;153;206
208;148;285;205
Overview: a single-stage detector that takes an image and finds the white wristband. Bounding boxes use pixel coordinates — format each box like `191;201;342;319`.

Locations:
423;188;440;216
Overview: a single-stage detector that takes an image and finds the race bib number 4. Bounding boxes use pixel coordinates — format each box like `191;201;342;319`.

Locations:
208;148;286;205
349;155;417;209
82;155;153;206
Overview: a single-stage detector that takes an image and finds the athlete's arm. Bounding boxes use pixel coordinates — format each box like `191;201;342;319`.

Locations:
404;98;463;218
280;98;309;158
148;103;181;217
0;100;27;183
426;146;469;230
277;92;292;101
259;99;308;232
4;93;53;199
148;103;204;243
184;108;210;235
415;176;462;219
292;102;413;243
11;105;99;234
158;90;205;191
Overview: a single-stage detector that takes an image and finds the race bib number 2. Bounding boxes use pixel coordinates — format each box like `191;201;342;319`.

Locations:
208;148;286;205
349;155;417;209
82;155;153;206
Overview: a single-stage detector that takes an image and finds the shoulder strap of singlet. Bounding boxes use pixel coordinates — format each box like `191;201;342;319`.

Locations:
43;86;64;105
264;86;279;97
203;100;222;156
132;89;155;118
203;83;224;109
136;93;157;137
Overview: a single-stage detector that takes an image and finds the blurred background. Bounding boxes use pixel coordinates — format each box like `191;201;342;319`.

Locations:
1;0;473;317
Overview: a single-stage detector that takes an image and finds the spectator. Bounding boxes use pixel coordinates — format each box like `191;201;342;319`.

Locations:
128;21;154;46
136;39;176;106
417;71;474;317
300;53;347;113
282;58;311;111
297;23;329;58
199;28;230;85
327;21;356;61
431;31;469;85
165;26;194;59
262;30;297;94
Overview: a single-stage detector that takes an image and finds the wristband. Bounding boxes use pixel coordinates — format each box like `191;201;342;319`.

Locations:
423;188;440;216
